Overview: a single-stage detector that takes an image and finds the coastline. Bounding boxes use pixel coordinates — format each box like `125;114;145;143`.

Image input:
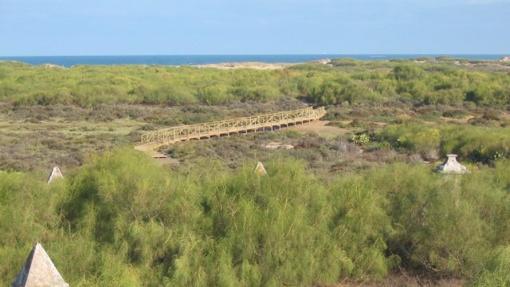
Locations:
0;54;507;67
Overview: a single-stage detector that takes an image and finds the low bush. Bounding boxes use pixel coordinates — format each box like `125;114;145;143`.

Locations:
440;126;510;163
377;124;510;163
472;246;510;286
368;164;506;276
376;124;441;159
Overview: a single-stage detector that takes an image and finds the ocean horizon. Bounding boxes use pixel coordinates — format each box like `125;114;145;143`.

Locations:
0;54;506;67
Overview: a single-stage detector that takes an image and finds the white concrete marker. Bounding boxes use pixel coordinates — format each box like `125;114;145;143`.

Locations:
47;166;63;184
12;243;69;287
254;161;267;176
437;154;468;174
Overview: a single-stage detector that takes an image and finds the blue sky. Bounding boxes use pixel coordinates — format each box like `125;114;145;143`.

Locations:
1;0;509;56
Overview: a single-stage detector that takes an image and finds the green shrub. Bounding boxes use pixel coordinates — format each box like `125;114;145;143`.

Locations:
369;164;495;276
473;246;510;286
377;124;441;158
350;133;370;145
440;126;510;163
196;84;234;105
0;171;63;283
174;159;355;286
377;124;510;163
329;176;394;279
393;65;423;81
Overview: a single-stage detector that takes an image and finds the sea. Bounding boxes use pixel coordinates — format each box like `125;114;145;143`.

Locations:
0;54;505;67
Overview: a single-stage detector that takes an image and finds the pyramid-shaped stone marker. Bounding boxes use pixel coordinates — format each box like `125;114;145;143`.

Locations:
47;166;63;184
254;161;267;176
12;243;69;287
437;154;468;174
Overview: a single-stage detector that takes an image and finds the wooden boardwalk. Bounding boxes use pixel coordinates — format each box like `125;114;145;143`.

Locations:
136;106;326;151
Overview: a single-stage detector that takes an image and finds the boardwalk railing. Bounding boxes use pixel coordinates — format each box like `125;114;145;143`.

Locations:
140;106;326;146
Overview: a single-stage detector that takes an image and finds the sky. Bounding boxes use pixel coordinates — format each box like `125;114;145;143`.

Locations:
1;0;509;56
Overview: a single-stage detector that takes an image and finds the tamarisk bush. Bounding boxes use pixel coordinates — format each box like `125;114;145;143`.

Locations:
1;149;510;286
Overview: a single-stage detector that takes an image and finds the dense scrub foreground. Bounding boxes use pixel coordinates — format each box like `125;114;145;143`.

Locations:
1;149;510;286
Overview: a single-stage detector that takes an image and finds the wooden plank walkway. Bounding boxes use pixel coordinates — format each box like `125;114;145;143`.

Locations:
136;106;326;151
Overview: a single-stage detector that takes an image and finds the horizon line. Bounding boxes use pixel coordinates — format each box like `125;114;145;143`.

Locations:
0;53;508;58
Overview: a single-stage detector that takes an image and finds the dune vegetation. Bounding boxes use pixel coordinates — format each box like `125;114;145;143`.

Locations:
1;149;510;286
1;58;509;108
1;58;510;285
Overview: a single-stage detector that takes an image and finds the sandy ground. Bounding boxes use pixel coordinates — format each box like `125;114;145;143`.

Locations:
194;62;295;70
290;120;349;139
134;143;180;165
